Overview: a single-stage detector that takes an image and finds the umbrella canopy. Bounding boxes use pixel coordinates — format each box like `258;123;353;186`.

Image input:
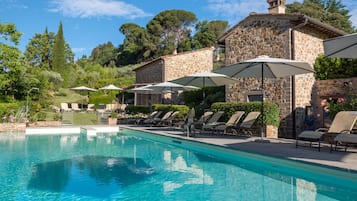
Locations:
147;82;198;105
323;33;357;58
70;86;97;110
215;56;314;78
148;81;198;92
215;56;314;139
99;84;123;91
128;84;162;94
70;86;97;92
170;71;236;100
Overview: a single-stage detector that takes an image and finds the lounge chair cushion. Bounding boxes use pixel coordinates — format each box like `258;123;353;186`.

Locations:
298;131;324;141
334;133;357;143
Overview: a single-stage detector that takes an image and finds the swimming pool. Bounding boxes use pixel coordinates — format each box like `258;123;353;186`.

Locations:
0;128;356;200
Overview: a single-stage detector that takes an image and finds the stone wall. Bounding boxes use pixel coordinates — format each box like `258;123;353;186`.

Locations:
223;16;327;138
134;48;214;105
312;77;357;128
164;48;214;81
0;123;26;132
135;59;163;84
292;29;323;135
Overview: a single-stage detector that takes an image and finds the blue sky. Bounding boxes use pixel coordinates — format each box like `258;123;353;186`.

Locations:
1;0;356;59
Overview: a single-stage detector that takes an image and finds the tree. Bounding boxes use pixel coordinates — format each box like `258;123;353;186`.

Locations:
0;22;24;99
314;55;357;80
286;0;355;33
24;28;55;69
52;22;66;74
117;23;156;65
146;10;197;55
52;22;74;86
90;42;117;67
193;20;228;49
24;27;74;70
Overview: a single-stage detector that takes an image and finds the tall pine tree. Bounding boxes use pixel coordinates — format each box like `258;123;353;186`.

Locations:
52;22;67;86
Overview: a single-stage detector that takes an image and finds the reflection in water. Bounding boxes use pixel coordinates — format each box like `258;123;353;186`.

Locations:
28;156;154;198
163;151;213;193
296;179;316;201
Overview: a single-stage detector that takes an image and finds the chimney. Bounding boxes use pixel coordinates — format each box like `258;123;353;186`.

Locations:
267;0;286;14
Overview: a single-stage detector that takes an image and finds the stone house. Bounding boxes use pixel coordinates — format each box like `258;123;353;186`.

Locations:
133;47;214;105
217;0;345;138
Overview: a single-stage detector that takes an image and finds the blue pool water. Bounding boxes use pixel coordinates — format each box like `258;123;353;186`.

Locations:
0;128;356;201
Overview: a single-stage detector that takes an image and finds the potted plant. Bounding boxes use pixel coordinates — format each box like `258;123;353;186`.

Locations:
108;111;118;125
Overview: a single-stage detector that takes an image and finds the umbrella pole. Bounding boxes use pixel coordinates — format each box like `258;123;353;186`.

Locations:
202;78;206;104
256;63;270;143
261;64;264;139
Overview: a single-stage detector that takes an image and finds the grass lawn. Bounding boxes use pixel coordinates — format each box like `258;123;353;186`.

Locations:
61;112;99;125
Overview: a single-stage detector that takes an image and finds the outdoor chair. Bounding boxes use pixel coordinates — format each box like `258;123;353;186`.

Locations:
161;111;180;126
200;111;225;133
71;103;81;111
212;111;245;134
296;111;357;151
143;111;163;125
191;111;214;131
152;111;173;126
60;103;72;112
333;133;357;152
87;104;95;112
233;111;261;136
96;104;106;114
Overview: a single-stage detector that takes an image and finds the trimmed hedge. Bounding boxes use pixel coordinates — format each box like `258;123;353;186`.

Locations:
126;104;190;120
152;104;190;120
211;102;280;127
125;105;151;114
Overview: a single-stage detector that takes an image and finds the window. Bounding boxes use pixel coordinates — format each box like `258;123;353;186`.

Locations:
246;91;263;102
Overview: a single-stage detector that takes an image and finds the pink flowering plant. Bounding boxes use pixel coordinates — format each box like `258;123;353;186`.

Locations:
322;95;357;118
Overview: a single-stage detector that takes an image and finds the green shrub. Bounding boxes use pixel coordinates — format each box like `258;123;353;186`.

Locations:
153;104;190;120
126;105;150;114
211;102;280;127
125;104;190;120
90;96;113;106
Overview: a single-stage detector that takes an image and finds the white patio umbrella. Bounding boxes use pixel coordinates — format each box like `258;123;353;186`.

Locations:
215;56;314;140
129;84;160;94
99;84;123;91
170;71;236;101
70;86;97;109
70;86;97;92
148;81;198;92
148;81;198;104
323;33;357;58
99;84;123;111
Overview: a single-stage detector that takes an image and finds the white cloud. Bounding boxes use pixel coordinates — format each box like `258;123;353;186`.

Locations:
206;0;268;24
49;0;151;19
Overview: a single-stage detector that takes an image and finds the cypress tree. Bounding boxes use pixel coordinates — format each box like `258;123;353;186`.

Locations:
52;22;67;86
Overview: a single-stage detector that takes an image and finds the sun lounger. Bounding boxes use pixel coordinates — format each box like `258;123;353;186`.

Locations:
233;111;261;136
71;103;81;111
143;111;163;125
60;103;72;112
201;111;225;132
87;104;95;112
296;111;357;151
152;111;173;126
161;111;180;126
191;111;214;131
213;111;245;134
333;133;357;152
